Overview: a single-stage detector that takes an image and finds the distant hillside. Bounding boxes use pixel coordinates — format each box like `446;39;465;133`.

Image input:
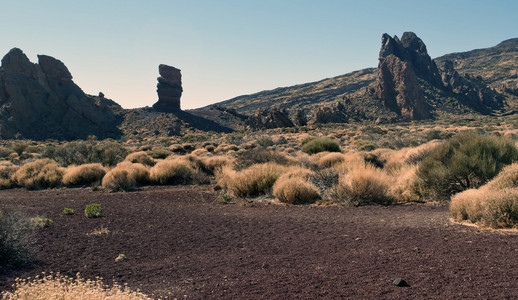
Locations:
435;38;518;106
205;68;376;115
207;36;518;118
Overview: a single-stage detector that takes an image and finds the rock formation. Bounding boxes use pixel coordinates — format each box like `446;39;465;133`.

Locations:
0;48;122;140
153;64;182;112
246;107;294;129
440;60;503;112
375;32;435;120
312;102;349;124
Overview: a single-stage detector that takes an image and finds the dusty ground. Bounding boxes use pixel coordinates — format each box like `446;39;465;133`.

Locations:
1;186;518;299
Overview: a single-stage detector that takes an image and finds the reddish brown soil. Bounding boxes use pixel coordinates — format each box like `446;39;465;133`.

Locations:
1;186;518;299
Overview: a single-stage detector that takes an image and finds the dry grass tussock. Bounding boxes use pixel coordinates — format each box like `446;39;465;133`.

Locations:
1;273;151;299
217;163;291;197
330;163;394;206
102;162;150;192
62;163;106;186
313;152;345;169
124;151;155;166
149;157;204;185
0;164;18;189
11;159;63;190
451;188;518;228
451;163;518;229
273;176;320;204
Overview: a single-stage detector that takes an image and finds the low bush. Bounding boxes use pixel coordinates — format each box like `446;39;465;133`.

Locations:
44;140;128;167
62;163;106;186
301;137;340;155
149;158;203;185
31;217;53;228
102;162;149;192
331;165;394;206
450;188;518;228
217;163;289;197
63;208;75;215
1;273;152;299
124;151;155;166
234;148;295;170
315;152;345;168
0;165;18;189
84;204;103;218
199;156;234;175
147;148;172;160
11;159;63;190
0;210;36;271
273;176;320;204
417;132;518;200
11;143;28;156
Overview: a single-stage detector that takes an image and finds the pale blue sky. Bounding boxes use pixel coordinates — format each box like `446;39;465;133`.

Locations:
1;0;517;109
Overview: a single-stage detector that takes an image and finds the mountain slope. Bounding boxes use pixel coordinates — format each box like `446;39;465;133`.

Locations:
208;37;517;118
206;68;376;115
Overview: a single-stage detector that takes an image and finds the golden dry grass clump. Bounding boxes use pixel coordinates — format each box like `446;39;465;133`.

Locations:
331;164;394;206
217;163;290;197
450;163;518;228
273;171;320;204
102;162;150;192
124;151;155;166
149;156;202;185
11;159;63;190
0;163;18;189
1;273;152;299
62;163;107;186
313;152;345;169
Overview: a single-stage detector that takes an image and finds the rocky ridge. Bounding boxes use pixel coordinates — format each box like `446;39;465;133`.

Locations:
0;48;122;140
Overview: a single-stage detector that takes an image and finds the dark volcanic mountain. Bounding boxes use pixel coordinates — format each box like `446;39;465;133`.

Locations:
0;48;123;140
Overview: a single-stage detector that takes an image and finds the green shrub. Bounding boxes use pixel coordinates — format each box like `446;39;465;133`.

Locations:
31;217;53;228
11;143;28;156
301;137;341;155
147;148;173;160
44;140;128;167
63;208;75;215
0;210;36;270
217;194;232;204
84;204;103;218
417;132;518;200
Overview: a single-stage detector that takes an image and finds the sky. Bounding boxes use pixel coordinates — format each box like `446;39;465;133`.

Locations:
1;0;517;109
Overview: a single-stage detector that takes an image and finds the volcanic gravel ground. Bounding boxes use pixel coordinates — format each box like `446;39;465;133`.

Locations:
1;186;518;299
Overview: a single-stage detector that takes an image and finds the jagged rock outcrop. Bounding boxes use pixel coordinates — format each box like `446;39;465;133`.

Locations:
0;48;122;140
294;108;307;126
312;102;349;124
377;54;430;120
153;64;182;112
246;107;294;129
375;32;439;120
440;60;503;112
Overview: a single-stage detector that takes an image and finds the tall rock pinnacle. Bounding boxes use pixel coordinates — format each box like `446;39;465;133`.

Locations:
153;64;182;112
375;32;439;120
